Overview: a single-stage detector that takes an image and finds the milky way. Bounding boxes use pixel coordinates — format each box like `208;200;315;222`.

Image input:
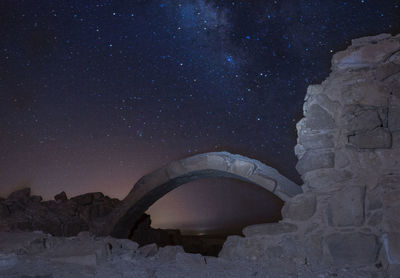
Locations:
1;0;399;232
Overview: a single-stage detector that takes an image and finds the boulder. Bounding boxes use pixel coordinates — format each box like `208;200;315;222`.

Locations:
54;191;68;202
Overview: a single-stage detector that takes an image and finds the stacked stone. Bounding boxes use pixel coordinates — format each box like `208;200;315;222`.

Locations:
220;33;400;277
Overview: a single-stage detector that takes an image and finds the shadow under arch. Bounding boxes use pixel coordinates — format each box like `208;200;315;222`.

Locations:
110;152;302;238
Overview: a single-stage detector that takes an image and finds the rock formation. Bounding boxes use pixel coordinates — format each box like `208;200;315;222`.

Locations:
1;33;400;277
0;188;121;236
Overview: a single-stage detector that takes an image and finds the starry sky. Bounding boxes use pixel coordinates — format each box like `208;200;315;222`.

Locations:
1;0;399;233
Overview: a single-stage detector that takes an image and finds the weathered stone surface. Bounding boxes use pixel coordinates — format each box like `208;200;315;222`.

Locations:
296;150;334;175
376;62;400;81
54;191;68;202
303;168;352;189
367;211;383;227
389;95;400;131
138;243;158;257
348;109;382;132
383;233;400;264
327;186;366;227
305;104;335;130
282;192;316;221
325;233;379;266
348;128;392;149
0;253;18;270
298;133;334;150
393;131;400;148
242;222;297;237
332;35;400;69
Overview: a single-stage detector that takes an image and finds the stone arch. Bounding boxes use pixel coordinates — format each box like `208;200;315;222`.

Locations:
110;152;302;238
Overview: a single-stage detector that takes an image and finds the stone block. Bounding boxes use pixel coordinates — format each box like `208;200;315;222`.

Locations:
383;233;400;264
296;150;335;175
243;222;297;237
230;159;255;177
298;133;334;150
303;168;352;189
325;233;378;266
248;172;277;193
393;131;400;148
348;109;382;132
305;104;335;130
327;186;366;227
348;128;392;149
282;192;316;221
389;95;400;131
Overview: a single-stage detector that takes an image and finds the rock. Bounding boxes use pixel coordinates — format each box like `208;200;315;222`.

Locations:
282;192;316;221
332;35;400;69
242;222;297;237
348;128;392;149
298;133;334;150
175;252;206;268
138;243;158;257
0;253;18;270
0;203;10;217
30;195;43;203
70;193;94;206
50;253;97;266
303;168;353;189
7;188;31;203
367;211;383;227
296;150;335;175
327;186;366;227
383;233;400;264
389;95;400;131
54;191;68;202
376;62;400;81
157;245;184;262
325;233;378;266
305;104;335;130
392;131;400;148
348;109;382;132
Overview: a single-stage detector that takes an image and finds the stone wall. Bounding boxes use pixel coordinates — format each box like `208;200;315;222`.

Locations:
220;33;400;277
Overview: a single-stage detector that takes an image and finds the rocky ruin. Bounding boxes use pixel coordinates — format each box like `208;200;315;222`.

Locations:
1;33;400;277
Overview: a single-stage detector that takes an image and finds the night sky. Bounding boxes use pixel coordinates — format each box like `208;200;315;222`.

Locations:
1;0;399;233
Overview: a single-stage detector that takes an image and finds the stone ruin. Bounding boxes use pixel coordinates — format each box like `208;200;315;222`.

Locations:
109;151;302;238
0;33;400;277
220;32;400;277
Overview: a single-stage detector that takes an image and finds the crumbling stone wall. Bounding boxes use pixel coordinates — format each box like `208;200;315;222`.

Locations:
220;33;400;277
